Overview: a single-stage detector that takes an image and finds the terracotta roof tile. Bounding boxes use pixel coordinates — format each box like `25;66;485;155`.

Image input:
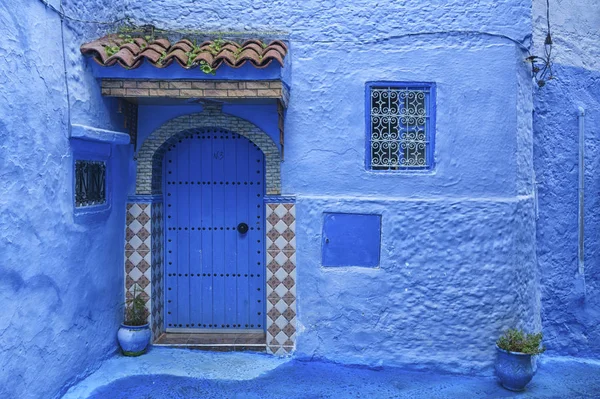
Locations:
80;34;288;71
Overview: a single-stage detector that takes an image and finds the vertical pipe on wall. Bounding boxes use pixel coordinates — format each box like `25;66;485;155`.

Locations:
578;107;585;280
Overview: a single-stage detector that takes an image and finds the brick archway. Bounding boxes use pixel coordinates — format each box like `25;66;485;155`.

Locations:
135;105;281;195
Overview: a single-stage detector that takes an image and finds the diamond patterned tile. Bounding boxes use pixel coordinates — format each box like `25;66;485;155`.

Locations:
267;323;281;337
129;204;142;218
125;259;135;274
274;205;288;218
283;323;296;337
125;228;135;241
274;220;287;234
285;239;296;250
282;228;295;241
129;267;142;281
275;299;288;313
274;236;288;250
137;211;150;226
274;283;288;297
267;228;280;241
282;259;295;274
137;259;150;273
137;227;150;241
283;307;296;321
129;235;143;249
129;219;143;234
282;276;295;290
267;260;280;274
283;292;295;305
275;330;288;344
267;275;281;289
267;307;281;321
268;291;281;305
267;212;280;225
274;252;288;266
282;212;295;225
274;267;288;281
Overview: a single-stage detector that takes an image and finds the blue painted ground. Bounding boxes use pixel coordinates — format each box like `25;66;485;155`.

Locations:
62;348;600;399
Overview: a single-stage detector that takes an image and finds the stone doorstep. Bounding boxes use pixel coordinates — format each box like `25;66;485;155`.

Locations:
154;332;267;351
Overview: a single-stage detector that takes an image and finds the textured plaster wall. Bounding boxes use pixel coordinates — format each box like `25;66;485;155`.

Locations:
126;0;537;373
0;1;131;398
533;0;600;357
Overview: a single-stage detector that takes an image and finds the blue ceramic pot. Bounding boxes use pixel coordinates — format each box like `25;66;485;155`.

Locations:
495;345;537;391
117;323;151;356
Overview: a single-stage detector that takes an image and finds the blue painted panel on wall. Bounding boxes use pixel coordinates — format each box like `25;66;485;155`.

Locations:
164;130;265;330
322;213;381;267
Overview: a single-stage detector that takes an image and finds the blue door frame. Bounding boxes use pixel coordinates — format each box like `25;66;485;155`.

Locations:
164;129;265;332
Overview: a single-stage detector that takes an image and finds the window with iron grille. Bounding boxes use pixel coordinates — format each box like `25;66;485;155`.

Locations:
367;83;435;170
75;160;106;207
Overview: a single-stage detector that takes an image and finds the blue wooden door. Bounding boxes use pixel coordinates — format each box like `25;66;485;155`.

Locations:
164;130;265;331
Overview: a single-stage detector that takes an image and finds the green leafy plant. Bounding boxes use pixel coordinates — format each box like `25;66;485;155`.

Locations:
105;45;120;57
158;51;167;66
185;51;196;67
118;33;135;44
208;38;225;55
497;328;546;355
199;60;216;75
233;46;243;59
124;284;149;326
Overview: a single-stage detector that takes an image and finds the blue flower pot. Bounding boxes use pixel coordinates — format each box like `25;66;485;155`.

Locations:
495;345;537;391
117;323;151;356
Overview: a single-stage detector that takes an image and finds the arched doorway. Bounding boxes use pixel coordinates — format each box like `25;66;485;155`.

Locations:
163;129;266;332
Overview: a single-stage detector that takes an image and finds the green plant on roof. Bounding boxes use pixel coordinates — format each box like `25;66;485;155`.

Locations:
208;38;225;55
497;328;546;355
199;60;216;75
105;45;120;57
233;46;243;59
185;51;196;68
158;51;167;66
118;33;135;44
261;41;268;49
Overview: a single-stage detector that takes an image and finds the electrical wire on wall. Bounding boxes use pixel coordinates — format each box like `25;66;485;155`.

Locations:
527;0;554;87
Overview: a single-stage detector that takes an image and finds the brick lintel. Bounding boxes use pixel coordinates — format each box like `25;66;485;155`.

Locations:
101;79;286;104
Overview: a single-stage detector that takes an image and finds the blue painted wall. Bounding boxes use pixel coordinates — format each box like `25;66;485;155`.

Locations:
128;0;538;374
2;0;570;395
532;0;600;358
534;65;600;357
0;1;131;398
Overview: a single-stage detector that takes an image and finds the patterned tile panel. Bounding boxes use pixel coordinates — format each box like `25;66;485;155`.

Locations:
124;203;154;332
265;203;296;355
150;201;164;339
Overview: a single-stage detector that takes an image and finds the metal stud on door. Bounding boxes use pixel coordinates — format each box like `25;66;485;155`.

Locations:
164;130;265;332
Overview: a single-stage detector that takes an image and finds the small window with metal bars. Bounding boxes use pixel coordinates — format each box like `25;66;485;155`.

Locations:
75;160;106;207
368;83;435;171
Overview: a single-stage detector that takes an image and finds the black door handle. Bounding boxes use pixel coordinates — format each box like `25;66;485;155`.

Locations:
237;223;249;234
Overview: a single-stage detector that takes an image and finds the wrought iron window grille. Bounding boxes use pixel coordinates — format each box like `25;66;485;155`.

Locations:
75;160;107;207
368;84;434;171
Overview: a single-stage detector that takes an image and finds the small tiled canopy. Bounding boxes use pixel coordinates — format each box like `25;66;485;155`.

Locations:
80;34;287;70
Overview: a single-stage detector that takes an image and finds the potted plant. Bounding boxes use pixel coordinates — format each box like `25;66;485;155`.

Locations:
117;284;151;356
495;328;546;391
